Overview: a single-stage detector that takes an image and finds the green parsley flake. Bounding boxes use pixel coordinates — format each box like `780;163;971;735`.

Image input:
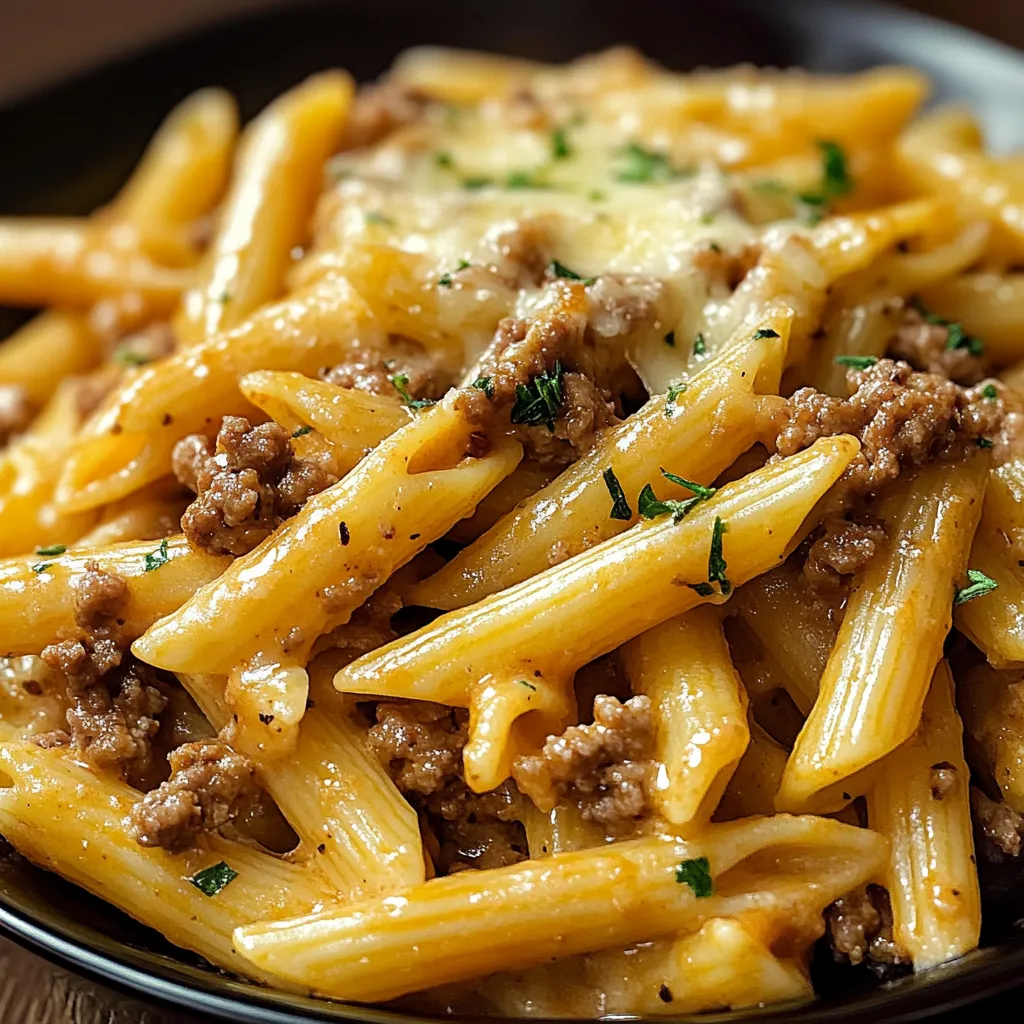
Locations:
35;545;67;557
637;470;715;524
665;380;687;417
911;298;984;356
438;259;471;288
518;679;538;691
693;333;706;356
113;346;150;367
364;211;394;227
215;291;233;304
753;328;780;340
144;538;170;573
291;425;313;439
390;373;436;410
588;189;607;202
551;126;572;160
751;178;789;194
602;467;632;521
189;861;238;897
663;331;676;347
510;362;564;431
612;142;691;184
982;383;999;400
31;562;53;574
461;176;493;190
504;169;554;190
708;516;730;595
699;212;715;225
797;140;853;215
472;376;495;400
954;569;999;607
549;260;596;286
675;856;713;897
434;150;454;169
835;354;878;369
977;438;995;449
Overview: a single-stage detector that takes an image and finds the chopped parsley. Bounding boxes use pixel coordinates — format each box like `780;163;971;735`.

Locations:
911;297;984;356
835;354;878;369
438;259;471;288
603;467;632;521
587;189;607;202
504;169;554;190
692;333;706;356
708;517;730;595
675;856;713;897
390;373;436;410
434;150;454;169
699;212;715;225
518;679;538;691
549;260;596;286
472;376;495;399
797;140;853;216
751;178;788;194
215;290;233;304
954;569;998;607
510;362;564;430
364;211;394;227
143;538;170;573
113;346;150;367
753;328;780;340
977;437;995;449
612;142;691;184
637;470;715;524
664;331;676;348
461;175;493;190
35;545;66;557
982;383;999;400
551;126;572;160
665;379;687;417
31;562;53;574
291;425;313;439
189;861;238;897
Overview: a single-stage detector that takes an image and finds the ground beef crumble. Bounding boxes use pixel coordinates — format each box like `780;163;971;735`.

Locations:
368;701;527;873
339;81;430;151
971;786;1024;861
887;306;989;386
320;340;447;401
802;516;888;592
825;884;906;969
0;384;32;446
512;694;654;830
173;415;337;556
130;738;260;852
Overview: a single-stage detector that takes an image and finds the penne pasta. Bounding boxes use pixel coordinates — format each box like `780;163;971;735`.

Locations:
778;454;989;813
621;606;750;829
232;814;886;1001
412;318;788;610
337;436;858;791
867;661;980;970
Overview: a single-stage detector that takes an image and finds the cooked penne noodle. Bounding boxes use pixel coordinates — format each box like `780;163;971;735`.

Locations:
778;455;989;813
134;390;522;755
0;535;229;655
868;661;980;970
0;741;331;982
715;720;790;821
55;276;386;513
232;814;886;1000
412;320;788;610
338;437;858;790
175;73;354;347
77;478;191;547
622;606;749;829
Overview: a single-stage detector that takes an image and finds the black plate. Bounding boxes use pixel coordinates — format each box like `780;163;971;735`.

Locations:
4;0;1024;1020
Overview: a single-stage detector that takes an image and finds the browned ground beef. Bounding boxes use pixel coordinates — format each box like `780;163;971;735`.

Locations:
0;384;32;446
320;341;447;401
368;700;527;873
130;738;259;851
825;885;906;968
691;241;763;292
512;694;654;830
887;306;989;385
803;516;888;591
72;562;129;631
174;416;336;556
339;82;429;150
490;220;552;289
37;660;166;778
972;786;1023;861
777;359;1001;513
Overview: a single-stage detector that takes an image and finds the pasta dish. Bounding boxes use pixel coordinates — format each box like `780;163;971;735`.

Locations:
2;45;1024;1016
